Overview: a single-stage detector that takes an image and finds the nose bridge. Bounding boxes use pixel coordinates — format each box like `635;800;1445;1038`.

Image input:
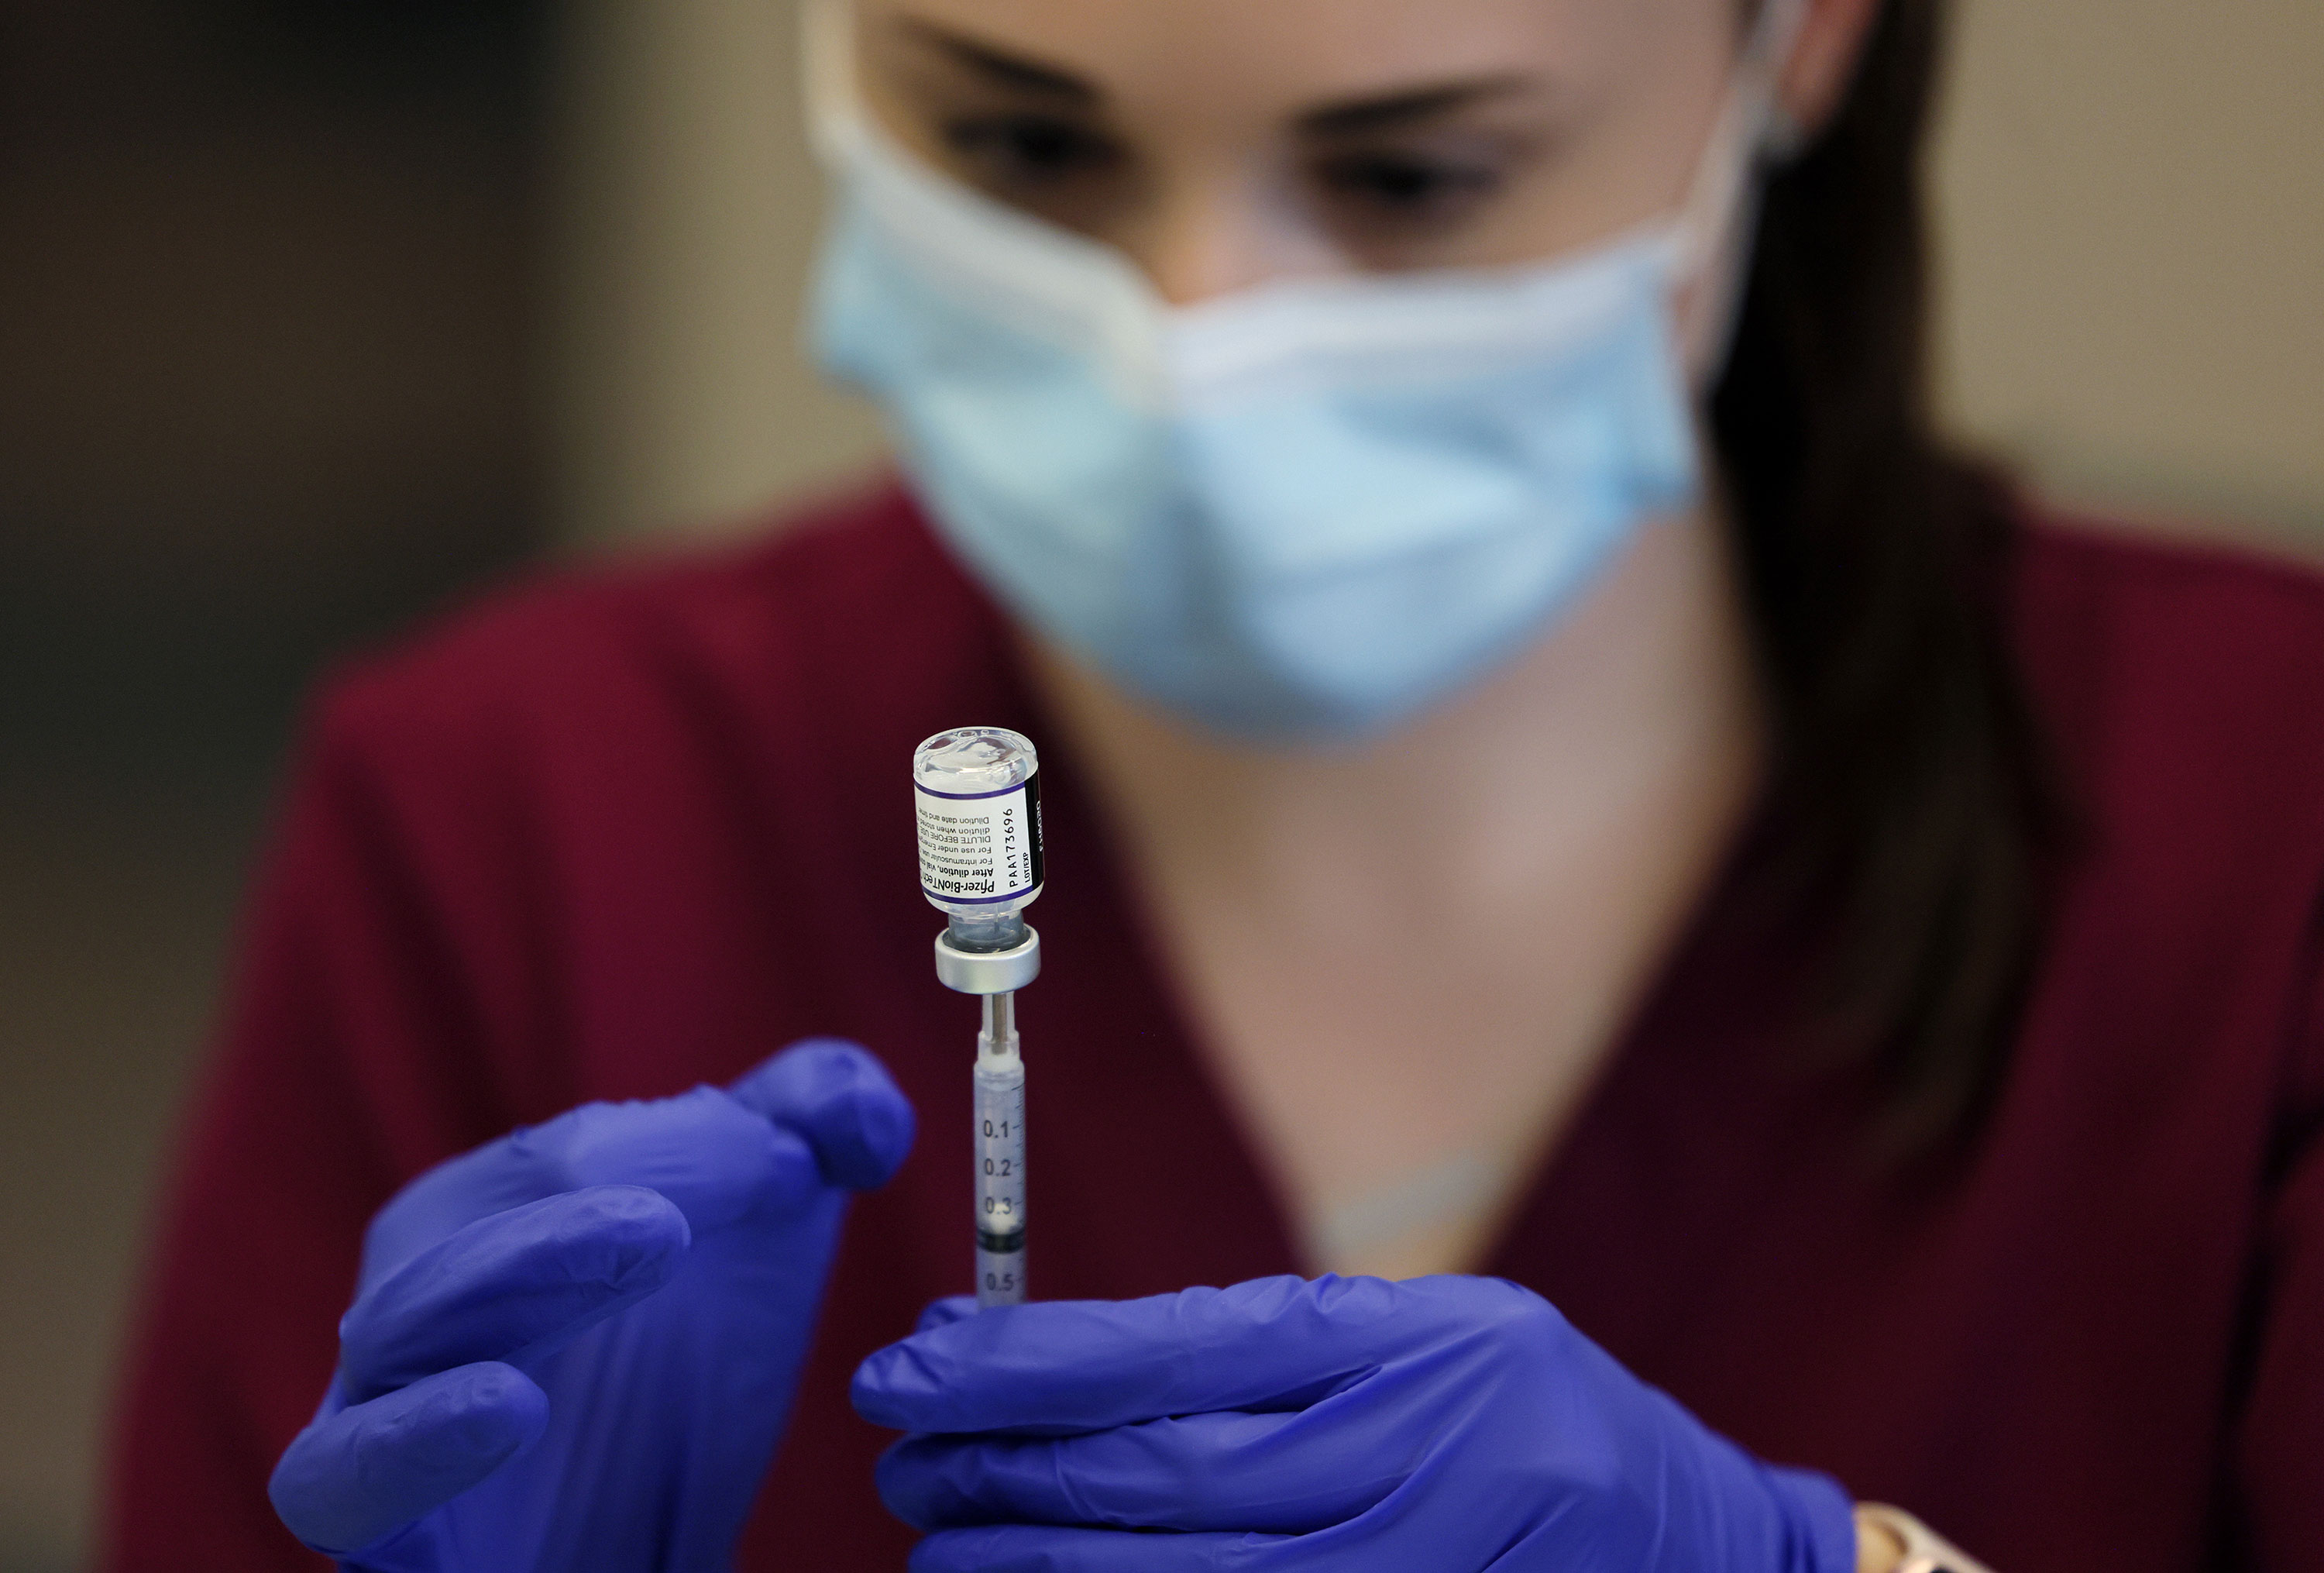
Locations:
1122;158;1334;308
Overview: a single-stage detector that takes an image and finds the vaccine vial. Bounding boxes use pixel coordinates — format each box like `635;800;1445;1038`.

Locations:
913;726;1043;953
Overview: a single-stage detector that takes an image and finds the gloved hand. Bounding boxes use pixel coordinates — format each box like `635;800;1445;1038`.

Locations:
270;1038;915;1572
855;1274;1857;1572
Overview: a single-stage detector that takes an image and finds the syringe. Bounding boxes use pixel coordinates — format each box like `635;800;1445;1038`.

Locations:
913;726;1044;1308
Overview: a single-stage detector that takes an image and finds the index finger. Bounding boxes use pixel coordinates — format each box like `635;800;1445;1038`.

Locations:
342;1185;686;1403
853;1274;1449;1436
727;1038;916;1191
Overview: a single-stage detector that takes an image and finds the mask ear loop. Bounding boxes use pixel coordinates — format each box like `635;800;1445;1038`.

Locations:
1671;0;1813;383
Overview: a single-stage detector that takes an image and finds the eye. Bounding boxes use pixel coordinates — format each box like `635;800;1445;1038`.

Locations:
1311;150;1505;227
940;113;1123;191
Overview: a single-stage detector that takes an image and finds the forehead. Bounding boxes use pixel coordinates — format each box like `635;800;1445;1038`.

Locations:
861;0;1724;119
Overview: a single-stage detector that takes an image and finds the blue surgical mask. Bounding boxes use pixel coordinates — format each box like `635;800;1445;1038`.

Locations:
805;2;1800;741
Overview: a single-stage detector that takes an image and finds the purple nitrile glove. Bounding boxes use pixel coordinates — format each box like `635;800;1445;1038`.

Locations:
270;1038;915;1572
856;1273;1858;1572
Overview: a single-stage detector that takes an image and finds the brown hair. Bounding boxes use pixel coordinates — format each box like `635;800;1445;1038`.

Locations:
1712;0;2064;1154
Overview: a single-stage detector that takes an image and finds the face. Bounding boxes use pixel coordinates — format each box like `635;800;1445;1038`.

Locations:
851;0;1845;305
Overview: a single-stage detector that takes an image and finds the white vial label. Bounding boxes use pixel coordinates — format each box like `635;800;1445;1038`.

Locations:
916;773;1043;906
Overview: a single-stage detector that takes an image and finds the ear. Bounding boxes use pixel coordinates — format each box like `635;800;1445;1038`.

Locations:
1776;0;1884;141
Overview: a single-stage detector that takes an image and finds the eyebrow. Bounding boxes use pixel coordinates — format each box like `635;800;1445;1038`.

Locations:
896;19;1101;105
1298;77;1538;138
893;16;1536;136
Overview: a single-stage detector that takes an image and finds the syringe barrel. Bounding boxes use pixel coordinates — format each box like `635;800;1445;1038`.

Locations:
913;727;1043;952
973;1050;1026;1306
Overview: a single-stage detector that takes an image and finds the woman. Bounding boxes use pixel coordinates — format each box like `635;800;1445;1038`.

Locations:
104;0;2324;1568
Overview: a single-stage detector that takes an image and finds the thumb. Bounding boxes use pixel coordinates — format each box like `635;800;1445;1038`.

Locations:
916;1295;980;1335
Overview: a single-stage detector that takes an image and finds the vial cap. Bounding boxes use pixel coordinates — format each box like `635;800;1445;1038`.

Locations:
913;727;1037;794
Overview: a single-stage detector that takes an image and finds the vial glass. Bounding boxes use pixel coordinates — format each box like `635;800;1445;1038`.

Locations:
913;726;1043;952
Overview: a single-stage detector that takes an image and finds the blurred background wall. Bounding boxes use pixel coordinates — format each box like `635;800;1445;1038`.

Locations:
0;2;548;1568
0;2;2318;1568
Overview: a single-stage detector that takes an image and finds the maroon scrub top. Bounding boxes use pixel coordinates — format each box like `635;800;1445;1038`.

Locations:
100;486;2324;1571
